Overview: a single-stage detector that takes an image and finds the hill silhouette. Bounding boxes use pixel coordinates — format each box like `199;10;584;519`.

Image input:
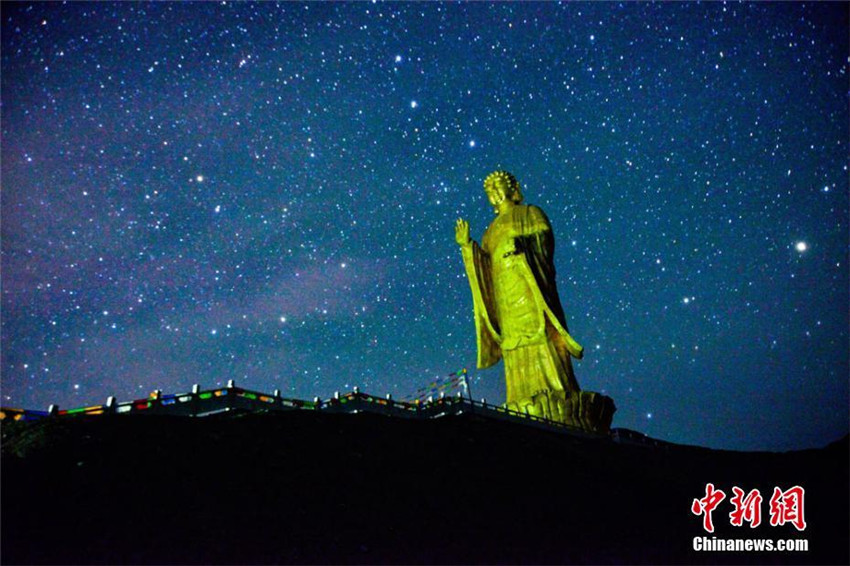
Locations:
2;411;847;565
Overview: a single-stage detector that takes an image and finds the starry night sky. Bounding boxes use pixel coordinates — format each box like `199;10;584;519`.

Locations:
2;2;847;451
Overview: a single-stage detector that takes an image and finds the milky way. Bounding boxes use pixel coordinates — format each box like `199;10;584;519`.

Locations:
2;2;847;450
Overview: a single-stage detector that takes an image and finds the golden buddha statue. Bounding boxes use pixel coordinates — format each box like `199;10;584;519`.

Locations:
455;171;615;432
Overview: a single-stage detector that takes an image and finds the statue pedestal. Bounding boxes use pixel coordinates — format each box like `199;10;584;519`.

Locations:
505;389;616;433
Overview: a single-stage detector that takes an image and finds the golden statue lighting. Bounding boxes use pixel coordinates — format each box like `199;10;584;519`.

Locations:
455;171;615;432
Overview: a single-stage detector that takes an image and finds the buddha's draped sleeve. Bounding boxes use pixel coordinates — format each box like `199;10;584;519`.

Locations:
514;205;584;359
460;240;502;368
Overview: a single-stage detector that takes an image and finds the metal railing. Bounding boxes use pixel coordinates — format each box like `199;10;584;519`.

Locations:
0;382;626;442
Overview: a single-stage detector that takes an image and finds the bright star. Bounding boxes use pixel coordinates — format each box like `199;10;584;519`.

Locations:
410;100;418;109
795;241;808;253
196;175;204;182
469;140;476;147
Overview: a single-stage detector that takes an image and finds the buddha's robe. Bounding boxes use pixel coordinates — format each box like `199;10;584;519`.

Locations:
460;204;583;410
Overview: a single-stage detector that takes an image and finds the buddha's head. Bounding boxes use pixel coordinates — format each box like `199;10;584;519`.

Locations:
484;170;523;213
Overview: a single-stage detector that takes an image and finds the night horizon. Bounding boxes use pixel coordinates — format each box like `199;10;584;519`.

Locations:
2;2;848;452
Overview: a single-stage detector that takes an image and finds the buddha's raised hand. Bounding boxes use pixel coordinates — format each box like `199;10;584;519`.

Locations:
455;218;471;247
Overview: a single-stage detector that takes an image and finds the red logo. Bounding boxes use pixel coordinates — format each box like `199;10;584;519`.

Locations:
692;484;806;532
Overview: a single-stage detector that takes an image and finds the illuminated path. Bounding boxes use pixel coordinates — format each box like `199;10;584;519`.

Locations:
1;382;652;446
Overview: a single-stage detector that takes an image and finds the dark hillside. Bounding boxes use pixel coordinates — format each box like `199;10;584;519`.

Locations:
2;412;847;564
